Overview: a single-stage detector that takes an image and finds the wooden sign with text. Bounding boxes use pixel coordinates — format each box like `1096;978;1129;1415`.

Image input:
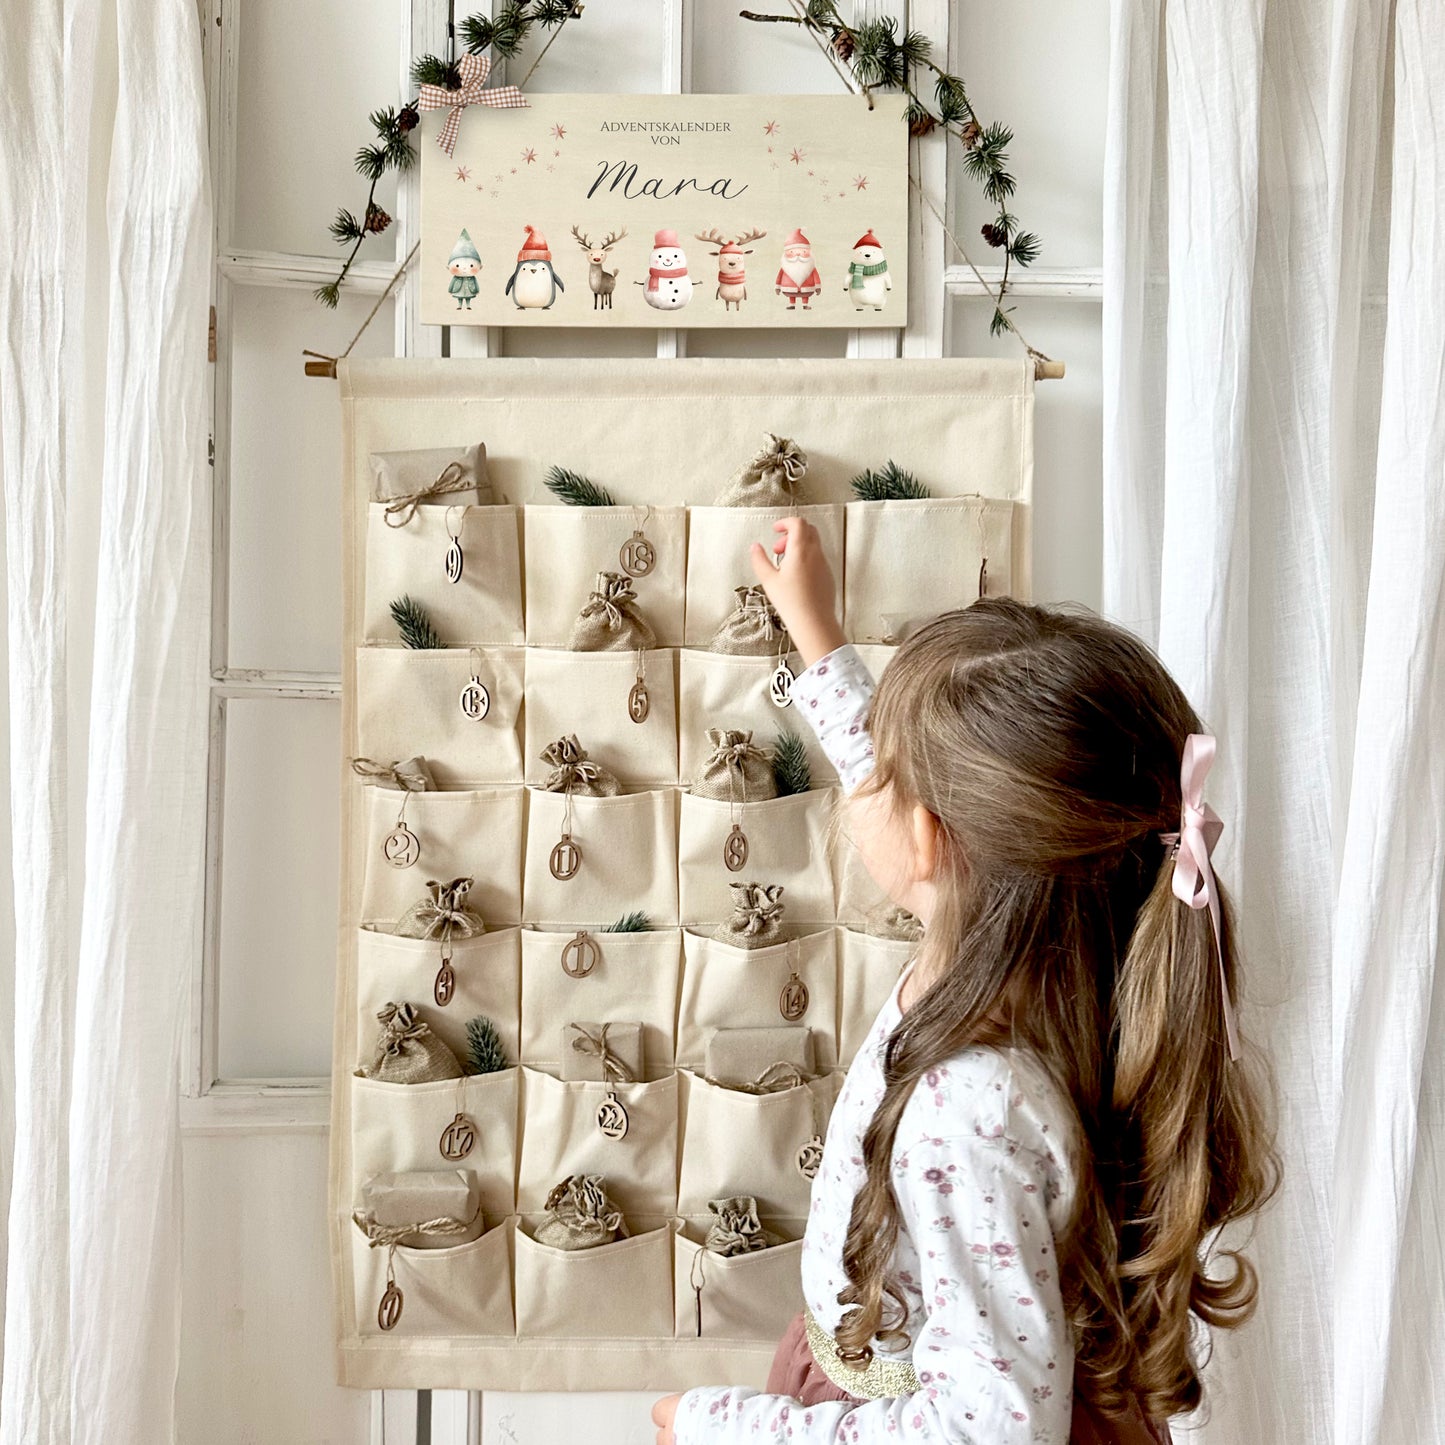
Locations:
420;94;908;328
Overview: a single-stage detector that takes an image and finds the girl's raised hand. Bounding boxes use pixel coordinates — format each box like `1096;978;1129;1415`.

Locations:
748;516;846;668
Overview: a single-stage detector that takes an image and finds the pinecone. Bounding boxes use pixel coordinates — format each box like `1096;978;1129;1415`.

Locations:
909;111;938;138
981;222;1007;248
365;203;392;235
831;29;855;62
959;119;982;150
398;104;419;133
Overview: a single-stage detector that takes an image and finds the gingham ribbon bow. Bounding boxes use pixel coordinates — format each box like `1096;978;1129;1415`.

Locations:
418;54;528;158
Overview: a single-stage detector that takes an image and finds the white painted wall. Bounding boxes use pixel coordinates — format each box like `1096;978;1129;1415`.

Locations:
181;3;1106;1440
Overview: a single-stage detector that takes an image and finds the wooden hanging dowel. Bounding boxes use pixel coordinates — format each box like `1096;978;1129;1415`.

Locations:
1034;359;1066;381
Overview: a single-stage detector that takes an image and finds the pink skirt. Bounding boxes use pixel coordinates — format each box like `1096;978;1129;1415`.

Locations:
766;1312;1172;1445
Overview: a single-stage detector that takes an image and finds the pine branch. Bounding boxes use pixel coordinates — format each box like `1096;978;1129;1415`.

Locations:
604;911;652;933
771;732;813;797
850;461;931;501
390;594;441;650
465;1015;509;1074
544;466;617;507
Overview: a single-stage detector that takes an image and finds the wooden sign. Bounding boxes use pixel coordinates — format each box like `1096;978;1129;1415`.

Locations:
420;94;908;328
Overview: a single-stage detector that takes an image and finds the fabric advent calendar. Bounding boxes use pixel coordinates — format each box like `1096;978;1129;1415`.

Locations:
330;356;1034;1391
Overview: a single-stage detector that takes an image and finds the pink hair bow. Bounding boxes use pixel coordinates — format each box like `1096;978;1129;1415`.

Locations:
1161;734;1240;1062
418;54;529;158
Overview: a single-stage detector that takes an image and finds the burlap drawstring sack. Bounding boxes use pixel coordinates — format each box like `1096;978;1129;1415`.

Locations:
370;443;493;524
541;735;622;797
866;904;925;943
568;571;658;652
350;755;435;791
534;1174;629;1251
704;1196;781;1257
708;586;791;657
713;882;786;951
395;877;486;940
714;434;808;507
356;1002;465;1084
690;729;778;804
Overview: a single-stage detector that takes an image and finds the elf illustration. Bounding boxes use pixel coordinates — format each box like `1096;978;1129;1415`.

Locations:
845;230;892;311
446;229;482;310
504;226;564;309
775;229;822;310
636;229;693;310
697;227;766;311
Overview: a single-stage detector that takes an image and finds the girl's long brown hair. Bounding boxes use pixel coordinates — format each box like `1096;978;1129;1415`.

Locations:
833;599;1279;1422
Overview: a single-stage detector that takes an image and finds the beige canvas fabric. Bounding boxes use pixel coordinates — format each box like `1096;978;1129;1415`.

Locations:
673;1228;805;1342
364;503;524;646
838;929;915;1063
332;357;1031;1390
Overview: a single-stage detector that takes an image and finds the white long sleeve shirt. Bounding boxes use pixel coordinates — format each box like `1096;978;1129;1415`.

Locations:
673;645;1077;1445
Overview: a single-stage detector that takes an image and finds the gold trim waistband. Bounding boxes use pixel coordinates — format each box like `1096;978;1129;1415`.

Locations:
803;1306;919;1401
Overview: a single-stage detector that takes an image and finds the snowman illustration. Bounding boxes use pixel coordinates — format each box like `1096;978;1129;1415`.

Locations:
504;226;565;309
845;230;892;311
446;228;482;310
635;228;693;310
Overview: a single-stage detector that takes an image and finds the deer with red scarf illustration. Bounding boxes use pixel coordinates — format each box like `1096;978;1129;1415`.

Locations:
696;227;767;311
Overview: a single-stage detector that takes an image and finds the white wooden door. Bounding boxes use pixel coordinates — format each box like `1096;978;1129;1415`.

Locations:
181;2;1107;1441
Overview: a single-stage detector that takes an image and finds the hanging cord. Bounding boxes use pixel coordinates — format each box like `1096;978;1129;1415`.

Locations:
303;240;420;377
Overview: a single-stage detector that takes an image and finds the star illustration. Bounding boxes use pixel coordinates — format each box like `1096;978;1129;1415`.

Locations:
853;174;869;191
454;165;472;182
475;182;485;191
510;167;518;174
551;123;567;139
807;169;814;177
789;148;805;165
838;190;846;197
764;120;779;135
766;145;774;154
490;190;499;198
822;194;831;203
495;173;504;181
521;147;537;164
546;164;555;172
553;149;561;157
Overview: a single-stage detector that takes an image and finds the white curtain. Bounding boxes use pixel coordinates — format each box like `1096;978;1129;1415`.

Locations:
1105;3;1444;1444
0;0;212;1440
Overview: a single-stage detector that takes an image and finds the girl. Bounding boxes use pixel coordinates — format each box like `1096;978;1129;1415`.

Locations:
654;519;1278;1445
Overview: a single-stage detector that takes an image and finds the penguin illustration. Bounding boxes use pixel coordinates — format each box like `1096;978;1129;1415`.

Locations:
504;226;564;309
446;228;482;310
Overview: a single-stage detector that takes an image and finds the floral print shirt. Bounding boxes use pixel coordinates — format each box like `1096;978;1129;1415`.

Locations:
673;645;1078;1445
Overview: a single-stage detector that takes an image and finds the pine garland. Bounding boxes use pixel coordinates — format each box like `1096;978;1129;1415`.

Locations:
771;732;813;796
740;2;1040;338
850;462;931;501
316;1;584;307
604;911;652;933
544;466;618;508
465;1015;509;1074
390;594;441;650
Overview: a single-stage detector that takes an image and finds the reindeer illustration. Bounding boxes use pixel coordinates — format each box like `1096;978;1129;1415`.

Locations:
570;225;626;310
696;227;767;311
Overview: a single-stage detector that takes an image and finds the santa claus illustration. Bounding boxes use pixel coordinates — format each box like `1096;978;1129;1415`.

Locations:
775;228;822;310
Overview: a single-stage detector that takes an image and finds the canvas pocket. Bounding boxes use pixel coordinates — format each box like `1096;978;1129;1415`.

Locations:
678;1072;833;1219
842;497;1016;643
838;929;913;1064
516;1068;679;1219
521;788;678;928
678;929;838;1071
684;504;844;647
354;926;521;1071
355;646;524;788
349;1069;519;1221
363;503;524;646
524;505;687;648
358;787;523;926
677;790;837;928
523;648;678;789
677;650;835;789
520;927;682;1079
673;1225;804;1342
351;1218;513;1337
513;1217;673;1340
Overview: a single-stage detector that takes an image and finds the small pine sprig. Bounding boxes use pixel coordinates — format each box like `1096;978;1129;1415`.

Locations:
850;462;931;501
771;731;812;797
544;466;617;507
390;594;441;650
465;1015;508;1075
605;911;652;933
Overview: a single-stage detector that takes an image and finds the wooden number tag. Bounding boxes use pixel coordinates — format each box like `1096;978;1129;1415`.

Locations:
628;677;650;724
780;970;810;1022
550;832;582;881
769;659;795;709
561;930;599;978
796;1135;823;1181
724;823;749;872
433;958;456;1007
596;1090;629;1140
382;823;420;869
459;675;491;722
439;1111;477;1162
377;1281;404;1331
620;529;656;578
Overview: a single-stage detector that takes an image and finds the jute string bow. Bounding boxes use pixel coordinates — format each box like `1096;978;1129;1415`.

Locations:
581;573;639;632
375;1003;428;1056
733;883;786;937
383;461;474;528
708;1060;806;1095
351;756;430;791
567;1022;637;1083
353;1203;483;1295
751;434;806;490
705;1196;780;1257
408;878;477;941
542;736;603;793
